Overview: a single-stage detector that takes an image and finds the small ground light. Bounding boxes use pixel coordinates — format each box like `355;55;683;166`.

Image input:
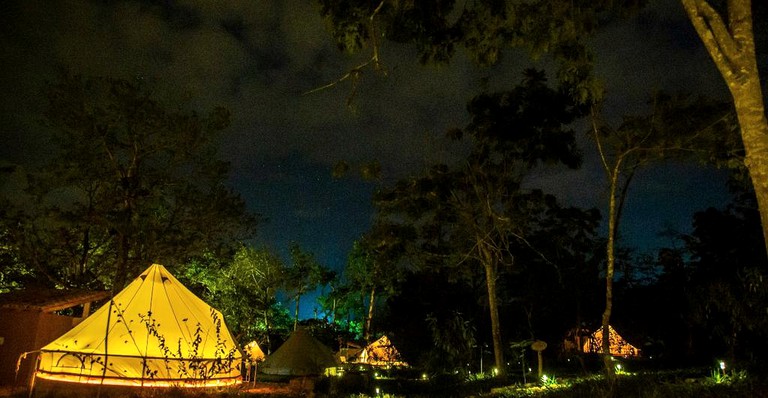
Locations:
422;373;428;380
541;374;548;383
719;361;726;370
493;367;499;376
375;387;380;395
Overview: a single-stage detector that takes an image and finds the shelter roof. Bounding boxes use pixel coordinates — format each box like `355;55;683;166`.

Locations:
0;288;110;312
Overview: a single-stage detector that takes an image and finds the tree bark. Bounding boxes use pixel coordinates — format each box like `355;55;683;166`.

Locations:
293;294;301;331
264;309;272;354
480;244;504;374
732;78;768;257
600;159;622;379
681;0;768;256
364;286;376;342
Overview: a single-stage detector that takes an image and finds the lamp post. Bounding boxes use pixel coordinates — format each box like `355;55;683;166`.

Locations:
531;340;548;381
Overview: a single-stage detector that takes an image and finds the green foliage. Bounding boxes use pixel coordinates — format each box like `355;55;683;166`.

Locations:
340;235;406;339
707;364;748;386
0;226;33;292
283;242;336;328
178;246;286;345
424;311;476;373
488;371;763;398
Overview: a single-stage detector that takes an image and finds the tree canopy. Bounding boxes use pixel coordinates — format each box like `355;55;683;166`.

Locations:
0;73;258;290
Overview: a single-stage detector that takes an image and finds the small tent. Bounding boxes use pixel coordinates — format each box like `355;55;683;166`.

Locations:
336;346;363;364
259;328;338;376
243;340;265;363
582;325;641;357
357;335;407;367
35;264;242;387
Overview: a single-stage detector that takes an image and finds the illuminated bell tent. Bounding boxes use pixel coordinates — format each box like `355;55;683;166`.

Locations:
356;335;408;367
582;325;641;358
35;264;242;387
243;340;266;363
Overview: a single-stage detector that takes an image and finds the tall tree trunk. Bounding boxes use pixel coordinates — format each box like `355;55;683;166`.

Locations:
79;227;90;279
364;286;376;342
293;294;301;331
331;297;337;325
601;159;623;379
682;0;768;255
732;82;768;256
264;309;272;354
480;244;504;375
115;231;129;290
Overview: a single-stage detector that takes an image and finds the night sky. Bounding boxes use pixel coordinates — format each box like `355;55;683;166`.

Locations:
0;0;733;318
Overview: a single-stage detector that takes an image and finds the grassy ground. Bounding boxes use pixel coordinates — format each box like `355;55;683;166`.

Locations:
486;372;768;398
3;369;767;397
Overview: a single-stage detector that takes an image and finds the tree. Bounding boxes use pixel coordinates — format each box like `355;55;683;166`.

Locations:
681;0;768;254
375;70;585;374
284;242;336;330
4;73;258;290
500;195;602;347
683;179;768;361
315;1;644;103
589;92;734;376
344;233;404;342
224;245;286;350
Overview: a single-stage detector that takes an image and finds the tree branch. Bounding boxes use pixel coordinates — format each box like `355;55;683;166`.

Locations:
681;0;742;81
303;0;388;106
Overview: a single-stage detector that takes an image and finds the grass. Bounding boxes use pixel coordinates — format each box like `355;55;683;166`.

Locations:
487;369;767;398
4;368;767;398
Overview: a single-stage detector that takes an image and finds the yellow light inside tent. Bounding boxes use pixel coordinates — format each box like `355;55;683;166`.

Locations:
34;264;243;388
35;372;240;388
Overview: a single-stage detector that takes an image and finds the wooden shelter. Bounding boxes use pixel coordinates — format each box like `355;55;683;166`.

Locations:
0;288;110;386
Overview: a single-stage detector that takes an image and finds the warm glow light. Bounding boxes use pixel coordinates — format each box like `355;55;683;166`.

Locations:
35;372;241;388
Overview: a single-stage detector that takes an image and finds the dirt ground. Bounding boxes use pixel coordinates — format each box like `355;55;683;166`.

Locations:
0;381;308;398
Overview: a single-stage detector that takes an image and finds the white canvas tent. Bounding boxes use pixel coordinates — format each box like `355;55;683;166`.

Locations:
35;264;242;387
357;335;407;367
582;325;641;358
243;340;265;363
